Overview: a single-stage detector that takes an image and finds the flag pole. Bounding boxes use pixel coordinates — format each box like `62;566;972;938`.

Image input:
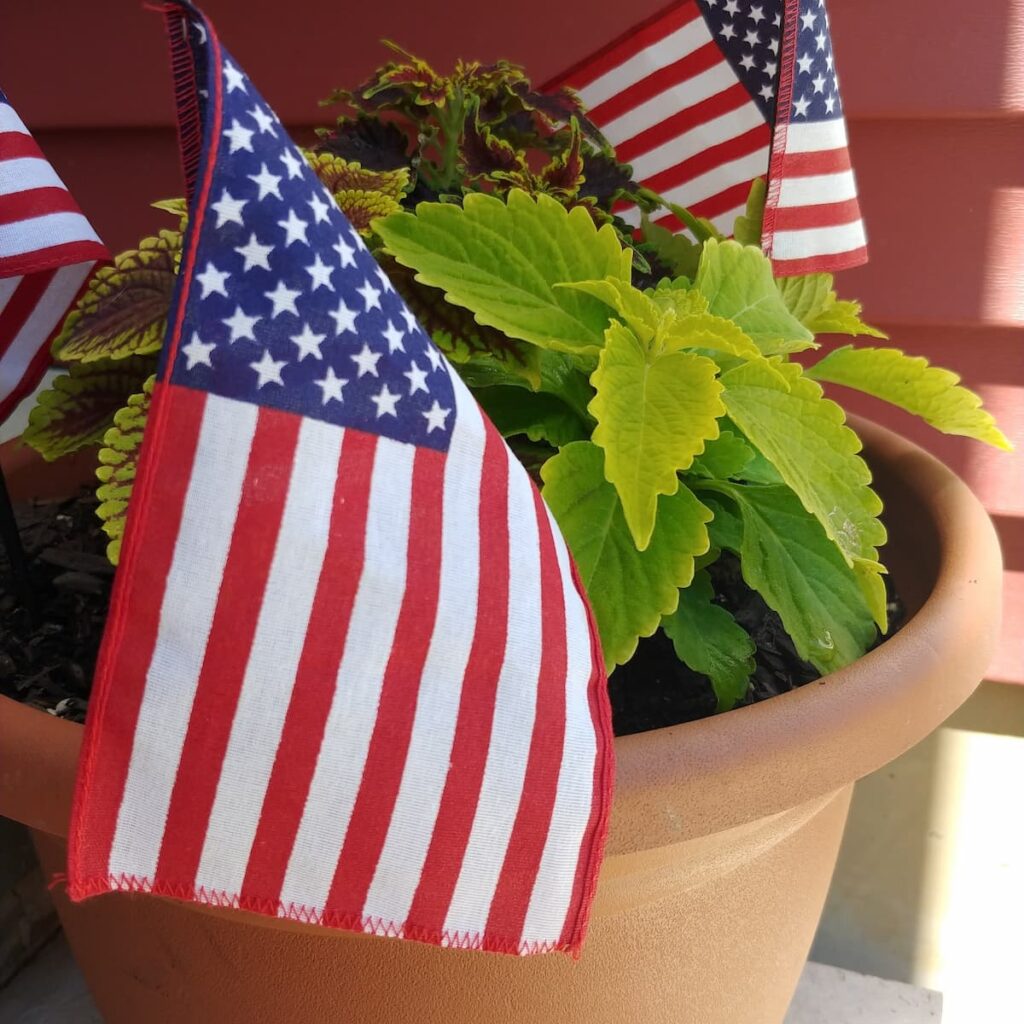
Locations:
0;462;35;611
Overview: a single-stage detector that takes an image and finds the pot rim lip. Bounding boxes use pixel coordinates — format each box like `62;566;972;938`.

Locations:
606;414;1002;852
0;415;1004;851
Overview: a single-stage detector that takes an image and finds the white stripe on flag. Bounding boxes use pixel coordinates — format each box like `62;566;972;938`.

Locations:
777;169;858;208
773;219;868;260
576;17;711;109
193;417;345;898
627;102;765;182
599;62;739;147
0;103;30;136
0;211;100;258
108;395;259;882
519;510;596;948
360;380;486;929
0;263;90;403
0;158;66;197
277;435;416;915
783;118;850;154
441;443;543;941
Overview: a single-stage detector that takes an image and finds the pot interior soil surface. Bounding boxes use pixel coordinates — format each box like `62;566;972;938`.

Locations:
0;490;903;735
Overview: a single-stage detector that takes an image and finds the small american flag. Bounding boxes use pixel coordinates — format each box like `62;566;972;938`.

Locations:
67;2;613;957
0;90;107;423
550;0;867;275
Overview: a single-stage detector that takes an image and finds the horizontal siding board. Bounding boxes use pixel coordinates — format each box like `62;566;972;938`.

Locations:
840;117;1024;325
2;2;1022;130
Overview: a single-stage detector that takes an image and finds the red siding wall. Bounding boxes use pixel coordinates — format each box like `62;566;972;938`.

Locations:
2;0;1021;678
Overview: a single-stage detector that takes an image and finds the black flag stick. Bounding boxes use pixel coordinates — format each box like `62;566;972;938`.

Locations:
0;462;35;612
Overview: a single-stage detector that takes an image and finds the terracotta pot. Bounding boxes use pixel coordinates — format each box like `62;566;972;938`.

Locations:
0;420;1003;1024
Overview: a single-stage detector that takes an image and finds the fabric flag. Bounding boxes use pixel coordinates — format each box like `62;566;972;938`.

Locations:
549;0;867;275
67;1;613;957
0;90;108;423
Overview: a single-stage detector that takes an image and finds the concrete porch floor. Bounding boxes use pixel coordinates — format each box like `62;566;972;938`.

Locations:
0;933;941;1023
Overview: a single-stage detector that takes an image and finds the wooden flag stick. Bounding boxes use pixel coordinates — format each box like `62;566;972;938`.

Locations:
0;463;35;611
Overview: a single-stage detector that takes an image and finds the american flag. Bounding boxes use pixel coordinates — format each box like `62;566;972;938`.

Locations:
550;0;867;275
0;90;107;423
67;3;613;957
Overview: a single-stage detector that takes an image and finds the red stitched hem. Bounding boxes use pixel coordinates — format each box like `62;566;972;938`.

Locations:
761;0;801;260
65;874;571;956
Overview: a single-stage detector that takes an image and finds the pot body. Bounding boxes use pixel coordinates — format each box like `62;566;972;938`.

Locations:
0;419;1005;1024
32;787;853;1024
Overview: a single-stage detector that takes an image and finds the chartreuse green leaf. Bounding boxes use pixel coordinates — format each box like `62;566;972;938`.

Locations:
542;441;712;670
808;298;886;338
54;231;181;362
806;345;1013;451
732;177;766;247
778;272;887;338
640;214;702;279
662;312;762;359
590;320;725;549
22;358;155;461
689;430;756;479
721;359;888;628
662;569;755;710
96;376;155;565
474;386;589;446
700;487;877;673
558;277;659;344
375;188;631;355
561;277;761;359
776;273;834;325
695;239;816;354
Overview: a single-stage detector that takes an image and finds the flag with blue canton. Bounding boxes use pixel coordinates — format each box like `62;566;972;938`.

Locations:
67;0;613;958
548;0;866;275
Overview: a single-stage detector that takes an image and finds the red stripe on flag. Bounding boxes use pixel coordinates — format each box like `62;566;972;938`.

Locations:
771;245;869;277
641;124;768;197
483;487;568;950
0;131;45;162
559;559;614;952
0;187;83;226
588;40;723;126
0;270;54;356
772;198;863;231
614;81;751;165
323;446;447;917
780;146;852;178
68;384;207;884
239;428;378;905
0;240;107;278
154;409;301;890
547;0;701;92
404;424;511;937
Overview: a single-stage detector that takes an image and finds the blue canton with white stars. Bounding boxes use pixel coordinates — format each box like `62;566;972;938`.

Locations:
167;33;455;453
696;0;783;120
790;0;843;122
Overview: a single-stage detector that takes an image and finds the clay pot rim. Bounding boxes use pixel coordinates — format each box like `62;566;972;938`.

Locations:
0;416;1003;855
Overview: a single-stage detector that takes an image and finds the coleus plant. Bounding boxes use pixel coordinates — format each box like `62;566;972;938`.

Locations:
21;49;1010;713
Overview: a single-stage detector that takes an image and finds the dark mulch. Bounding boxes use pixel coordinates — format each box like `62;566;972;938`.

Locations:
0;492;904;735
0;491;113;724
610;552;905;735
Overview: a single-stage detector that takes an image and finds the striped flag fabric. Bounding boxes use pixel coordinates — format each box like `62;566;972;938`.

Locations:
67;1;613;957
549;0;867;275
0;90;108;423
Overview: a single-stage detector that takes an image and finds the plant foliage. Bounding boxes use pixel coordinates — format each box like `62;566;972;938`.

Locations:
23;46;1011;716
